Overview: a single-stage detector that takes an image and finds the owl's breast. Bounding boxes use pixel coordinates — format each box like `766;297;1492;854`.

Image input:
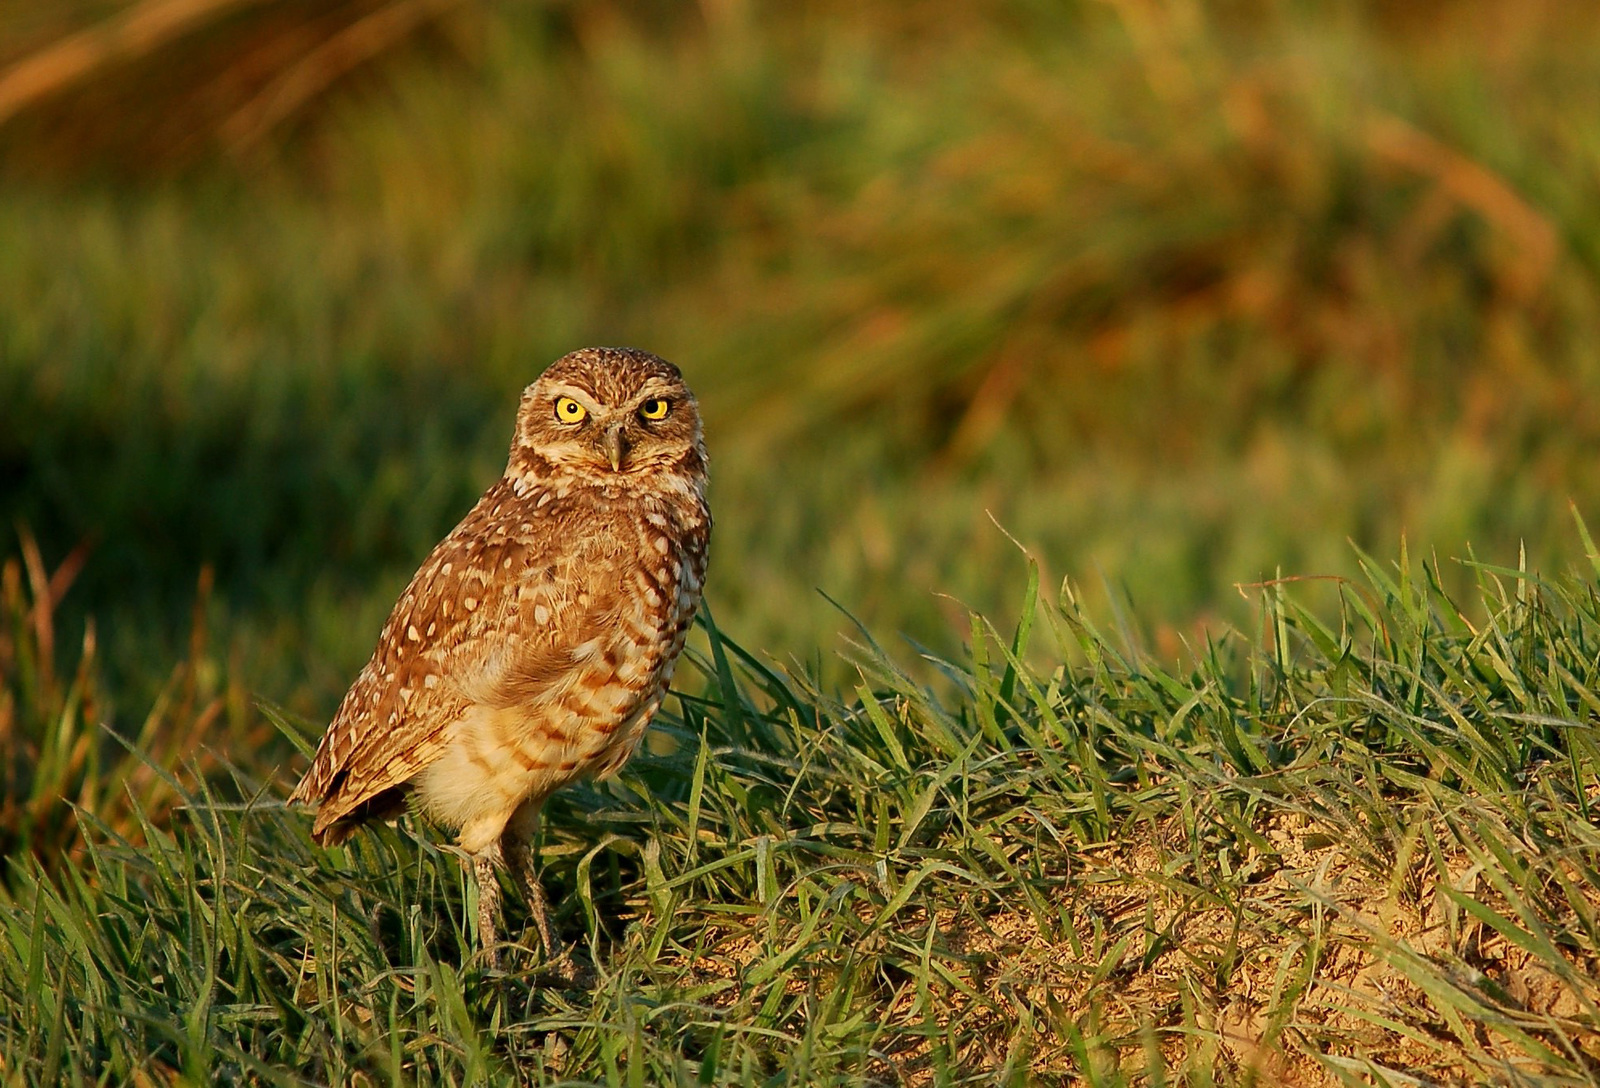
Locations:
415;502;706;840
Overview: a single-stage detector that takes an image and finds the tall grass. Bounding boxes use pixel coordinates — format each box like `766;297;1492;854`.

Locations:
0;530;258;874
3;535;1599;1083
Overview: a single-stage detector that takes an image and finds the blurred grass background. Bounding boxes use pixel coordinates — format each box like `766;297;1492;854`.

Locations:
4;0;1600;731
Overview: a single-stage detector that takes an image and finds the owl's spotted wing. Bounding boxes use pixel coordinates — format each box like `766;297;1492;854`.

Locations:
288;480;617;844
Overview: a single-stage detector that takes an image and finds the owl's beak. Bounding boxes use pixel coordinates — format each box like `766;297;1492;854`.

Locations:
602;425;630;472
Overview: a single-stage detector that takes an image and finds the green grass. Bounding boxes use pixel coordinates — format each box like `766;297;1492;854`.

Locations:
5;533;1600;1084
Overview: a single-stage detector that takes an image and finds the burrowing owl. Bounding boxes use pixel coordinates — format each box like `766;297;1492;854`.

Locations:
289;347;710;972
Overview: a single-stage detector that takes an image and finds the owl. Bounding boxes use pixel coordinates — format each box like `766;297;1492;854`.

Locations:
288;347;710;973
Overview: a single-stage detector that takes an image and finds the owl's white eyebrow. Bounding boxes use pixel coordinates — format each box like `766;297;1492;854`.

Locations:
545;384;601;411
634;379;679;400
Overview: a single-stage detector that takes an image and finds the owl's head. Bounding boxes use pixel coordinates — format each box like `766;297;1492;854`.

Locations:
511;347;705;483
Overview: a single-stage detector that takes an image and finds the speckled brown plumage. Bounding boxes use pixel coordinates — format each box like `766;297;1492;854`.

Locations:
288;346;710;971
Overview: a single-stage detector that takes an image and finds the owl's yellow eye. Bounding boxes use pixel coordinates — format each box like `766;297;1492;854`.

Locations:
638;397;670;421
554;397;588;424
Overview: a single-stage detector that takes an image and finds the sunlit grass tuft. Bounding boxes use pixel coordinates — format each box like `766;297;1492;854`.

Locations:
0;529;260;874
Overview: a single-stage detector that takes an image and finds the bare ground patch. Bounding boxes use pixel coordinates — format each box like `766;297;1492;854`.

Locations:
665;804;1600;1085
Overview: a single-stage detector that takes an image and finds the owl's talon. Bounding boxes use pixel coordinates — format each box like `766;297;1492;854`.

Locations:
533;950;589;988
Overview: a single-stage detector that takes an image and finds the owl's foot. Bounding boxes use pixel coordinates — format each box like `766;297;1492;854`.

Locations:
528;948;589;987
523;887;590;984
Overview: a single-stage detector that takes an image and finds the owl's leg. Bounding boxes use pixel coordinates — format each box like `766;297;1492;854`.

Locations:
472;850;505;972
503;800;575;980
458;814;515;972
